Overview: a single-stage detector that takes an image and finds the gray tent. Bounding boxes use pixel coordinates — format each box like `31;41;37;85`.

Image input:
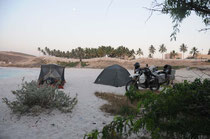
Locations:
94;64;131;87
38;64;65;87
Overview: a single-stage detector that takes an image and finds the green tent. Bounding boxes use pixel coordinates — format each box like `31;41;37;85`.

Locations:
38;64;65;87
94;64;131;87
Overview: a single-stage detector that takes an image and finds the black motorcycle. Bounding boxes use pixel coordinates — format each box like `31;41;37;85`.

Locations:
126;64;175;91
125;67;160;91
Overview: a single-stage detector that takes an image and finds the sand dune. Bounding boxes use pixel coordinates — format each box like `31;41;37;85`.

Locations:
0;68;124;139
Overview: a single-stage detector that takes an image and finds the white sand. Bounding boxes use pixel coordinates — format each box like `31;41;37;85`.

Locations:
0;68;126;139
0;67;209;139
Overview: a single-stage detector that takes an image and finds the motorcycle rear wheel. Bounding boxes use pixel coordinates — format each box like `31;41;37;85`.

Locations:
149;77;160;91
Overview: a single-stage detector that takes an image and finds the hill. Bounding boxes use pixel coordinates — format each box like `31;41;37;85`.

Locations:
0;51;45;67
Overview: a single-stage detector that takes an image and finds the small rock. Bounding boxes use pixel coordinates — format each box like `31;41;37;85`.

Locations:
186;67;190;70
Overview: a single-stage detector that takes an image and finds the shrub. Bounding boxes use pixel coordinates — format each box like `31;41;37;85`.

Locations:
131;79;210;138
57;61;79;67
85;79;210;139
2;80;77;115
81;62;89;67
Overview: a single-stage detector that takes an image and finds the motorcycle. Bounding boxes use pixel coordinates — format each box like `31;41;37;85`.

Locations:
125;64;175;91
149;65;175;85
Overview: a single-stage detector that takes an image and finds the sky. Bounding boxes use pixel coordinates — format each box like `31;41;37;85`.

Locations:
0;0;209;58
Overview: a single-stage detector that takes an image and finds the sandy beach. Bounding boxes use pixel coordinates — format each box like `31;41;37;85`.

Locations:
0;67;210;139
0;67;126;139
1;0;210;137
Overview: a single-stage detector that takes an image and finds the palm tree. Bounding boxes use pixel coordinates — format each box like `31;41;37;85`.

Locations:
136;48;143;58
75;47;85;62
115;46;131;58
84;48;91;59
190;47;199;58
180;43;187;59
149;45;156;58
98;46;107;57
159;44;167;60
52;49;56;57
41;49;46;55
128;49;135;58
37;47;41;56
115;46;123;58
105;46;114;57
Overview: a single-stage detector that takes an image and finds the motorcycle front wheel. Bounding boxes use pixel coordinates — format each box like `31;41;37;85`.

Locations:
125;80;138;91
149;77;160;91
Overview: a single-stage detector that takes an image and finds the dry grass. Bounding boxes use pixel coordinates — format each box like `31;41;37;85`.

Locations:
85;57;210;69
95;89;161;116
95;92;138;116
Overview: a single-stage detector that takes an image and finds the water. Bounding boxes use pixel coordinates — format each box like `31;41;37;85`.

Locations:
0;67;39;79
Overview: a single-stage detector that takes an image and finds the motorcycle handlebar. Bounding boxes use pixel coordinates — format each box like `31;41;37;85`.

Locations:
135;67;157;77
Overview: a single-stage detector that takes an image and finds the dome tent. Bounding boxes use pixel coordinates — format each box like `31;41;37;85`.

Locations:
94;64;131;87
38;64;65;88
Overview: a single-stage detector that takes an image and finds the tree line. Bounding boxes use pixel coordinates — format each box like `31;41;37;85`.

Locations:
38;44;206;60
38;46;135;61
147;44;202;59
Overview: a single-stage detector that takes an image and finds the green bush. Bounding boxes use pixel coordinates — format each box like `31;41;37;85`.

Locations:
2;80;77;115
57;61;89;67
132;79;210;138
81;62;89;67
57;61;79;67
84;79;210;139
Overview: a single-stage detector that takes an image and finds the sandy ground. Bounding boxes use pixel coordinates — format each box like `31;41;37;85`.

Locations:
0;68;126;139
0;67;210;139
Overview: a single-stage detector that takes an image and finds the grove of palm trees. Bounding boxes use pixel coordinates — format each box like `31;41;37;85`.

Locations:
37;46;135;60
38;44;205;60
